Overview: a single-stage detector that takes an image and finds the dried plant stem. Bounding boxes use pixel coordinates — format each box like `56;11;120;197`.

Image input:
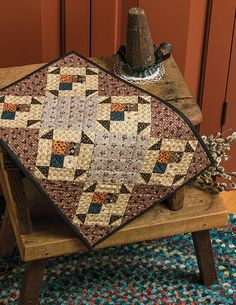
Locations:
195;131;236;192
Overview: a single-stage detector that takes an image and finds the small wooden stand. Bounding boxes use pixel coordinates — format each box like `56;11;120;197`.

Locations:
0;58;228;305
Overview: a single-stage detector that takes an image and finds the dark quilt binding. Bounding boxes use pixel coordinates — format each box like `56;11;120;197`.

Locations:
0;51;214;249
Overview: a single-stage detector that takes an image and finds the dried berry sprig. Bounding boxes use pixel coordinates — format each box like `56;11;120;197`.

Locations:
195;131;236;191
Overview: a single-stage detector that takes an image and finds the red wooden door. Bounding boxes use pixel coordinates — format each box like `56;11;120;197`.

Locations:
200;0;236;135
200;0;236;171
0;0;91;67
91;0;138;57
222;12;236;171
0;0;42;67
41;0;91;61
64;0;90;57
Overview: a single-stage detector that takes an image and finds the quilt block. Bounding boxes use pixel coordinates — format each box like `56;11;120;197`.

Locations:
0;52;213;248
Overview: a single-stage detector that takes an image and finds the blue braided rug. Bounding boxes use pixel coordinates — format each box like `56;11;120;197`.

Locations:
0;215;235;305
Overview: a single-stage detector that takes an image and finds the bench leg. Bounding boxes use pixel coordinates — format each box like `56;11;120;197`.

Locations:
192;230;218;286
167;187;185;211
0;208;16;258
19;259;47;305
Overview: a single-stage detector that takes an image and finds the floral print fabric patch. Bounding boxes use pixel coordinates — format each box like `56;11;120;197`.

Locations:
0;52;213;249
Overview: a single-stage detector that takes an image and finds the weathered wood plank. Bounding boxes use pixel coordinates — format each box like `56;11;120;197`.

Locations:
0;63;44;89
0;152;31;259
192;230;218;285
18;259;47;305
2;153;33;234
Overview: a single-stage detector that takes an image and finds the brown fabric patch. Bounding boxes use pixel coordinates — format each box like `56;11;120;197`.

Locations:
0;127;39;172
122;185;170;223
0;68;48;96
76;224;112;246
184;143;211;182
39;179;84;219
151;99;195;140
98;70;141;96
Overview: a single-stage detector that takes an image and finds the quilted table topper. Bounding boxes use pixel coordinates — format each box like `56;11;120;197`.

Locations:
0;52;213;249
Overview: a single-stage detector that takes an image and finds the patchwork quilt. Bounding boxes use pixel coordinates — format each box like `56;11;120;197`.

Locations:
0;52;213;249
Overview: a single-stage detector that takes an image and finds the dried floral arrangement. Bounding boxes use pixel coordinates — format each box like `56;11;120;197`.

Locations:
195;131;236;191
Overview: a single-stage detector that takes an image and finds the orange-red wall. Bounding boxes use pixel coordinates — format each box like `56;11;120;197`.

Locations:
0;0;206;99
184;0;207;98
0;0;42;67
41;0;61;62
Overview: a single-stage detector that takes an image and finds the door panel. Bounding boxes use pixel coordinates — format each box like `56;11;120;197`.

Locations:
222;12;236;171
0;0;42;67
65;0;90;56
200;0;236;135
91;0;138;56
41;0;61;62
91;0;120;56
42;0;91;61
184;0;207;98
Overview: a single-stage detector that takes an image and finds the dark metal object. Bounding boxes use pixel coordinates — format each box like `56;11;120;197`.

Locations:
117;42;172;78
118;7;172;78
125;7;156;69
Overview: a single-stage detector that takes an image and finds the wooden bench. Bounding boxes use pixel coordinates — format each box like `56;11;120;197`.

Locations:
0;57;229;305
